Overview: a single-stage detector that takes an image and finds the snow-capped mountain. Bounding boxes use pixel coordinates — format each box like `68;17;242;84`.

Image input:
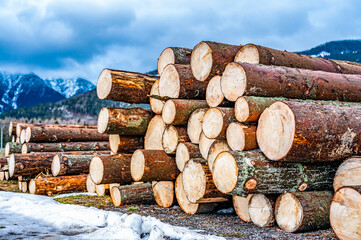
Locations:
45;78;95;98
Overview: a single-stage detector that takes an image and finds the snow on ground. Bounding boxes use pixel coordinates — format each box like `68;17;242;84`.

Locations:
0;192;224;240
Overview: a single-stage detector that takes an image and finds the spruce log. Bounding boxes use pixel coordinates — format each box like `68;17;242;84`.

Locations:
20;123;97;130
249;194;277;227
95;183;110;196
16;124;24;137
175;142;202;172
29;175;87;196
152;181;174;208
19;181;28;193
89;154;133;184
22;141;110;154
97;107;153;135
226;123;257;151
212;151;337;196
162;99;208;125
0;158;6;168
131;149;178;182
159;64;208;99
199;132;216;159
202;107;236;139
20;129;26;144
96;68;158;103
4;171;9;180
86;174;96;193
11;136;15;142
110;183;154;206
187;108;208;144
235;43;361;74
162;125;190;154
221;62;361;102
183;159;229;203
5;142;22;157
9;121;20;136
0;171;4;181
257;100;361;162
158;47;192;75
8;153;58;177
207;140;230;173
150;80;166;114
334;157;361;192
191;41;242;82
330;186;361;240
108;135;144;154
15;137;20;143
144;115;166;150
206;76;232;108
233;195;253;222
275;191;333;232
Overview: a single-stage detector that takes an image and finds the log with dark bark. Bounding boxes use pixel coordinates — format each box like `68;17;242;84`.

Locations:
191;41;242;82
330;186;361;240
152;181;174;208
249;194;278;227
202;107;236;139
96;69;158;103
199;132;216;159
159;64;208;99
131;149;179;182
144;115;166;150
8;153;58;177
29;174;87;196
221;62;361;102
226;123;257;151
333;157;361;192
150;80;166;114
206;76;233;108
187;108;208;144
86;174;96;193
0;158;7;168
257;100;361;162
110;182;154;206
108;135;144;154
97;107;153;135
175;142;202;172
207;140;230;173
162;125;190;154
5;142;22;156
162;99;208;125
89;154;133;184
235;43;361;74
157;47;192;75
212;151;337;196
233;195;253;222
275;191;333;232
22;141;110;154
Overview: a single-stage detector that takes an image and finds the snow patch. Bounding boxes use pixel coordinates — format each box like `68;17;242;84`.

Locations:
312;51;331;57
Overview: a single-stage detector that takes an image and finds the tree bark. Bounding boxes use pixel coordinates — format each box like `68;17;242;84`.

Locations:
249;194;278;227
110;182;154;206
22;141;110;154
5;142;22;157
187;108;208;144
9;153;58;177
175;142;202;172
0;158;7;168
233;195;253;222
29;174;87;196
131;149;179;182
158;47;192;75
152;181;174;208
226;123;257;152
235;43;361;74
162;99;208;125
97;107;153;135
275;191;333;232
144;115;166;150
191;41;242;82
212;151;337;196
89;154;133;184
202;107;236;139
96;68;158;103
162;125;190;154
108;134;144;154
257;100;361;162
333;157;361;192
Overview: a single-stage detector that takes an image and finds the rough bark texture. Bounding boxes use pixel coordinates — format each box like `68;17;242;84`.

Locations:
22;142;110;154
9;153;58;177
333;157;361;192
5;142;22;156
97;68;158;103
108;135;144;154
29;175;87;196
98;107;153;135
157;47;192;75
111;183;154;206
162;99;208;125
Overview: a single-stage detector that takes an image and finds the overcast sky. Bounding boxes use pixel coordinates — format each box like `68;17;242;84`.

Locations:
0;0;360;83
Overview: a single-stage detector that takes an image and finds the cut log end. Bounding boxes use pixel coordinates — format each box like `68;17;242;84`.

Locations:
16;124;22;137
21;144;28;154
152;181;174;208
4;143;10;157
202;108;224;139
234;97;250;122
28;179;36;194
8;121;13;136
97;107;109;133
51;155;61;177
25;126;31;143
226;122;246;151
175;143;190;172
159;64;180;98
199;132;216;159
191;42;213;81
86;174;96;193
175;173;200;214
275;192;303;233
257;102;295;161
110;185;122;206
95;184;108;196
187;109;207;144
333;157;361;192
144;115;166;150
207;140;230;173
221;62;247;101
89;156;104;184
162;125;179;154
8;154;15;177
234;44;260;64
20;129;26;144
150;80;164;114
158;48;175;76
233;195;253;222
206;76;224;107
162;99;176;125
182;160;206;203
109;134;120;154
130;149;145;181
96;69;112;100
249;194;274;227
212;151;238;194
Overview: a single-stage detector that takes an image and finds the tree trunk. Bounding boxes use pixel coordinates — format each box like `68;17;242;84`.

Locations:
212;151;337;196
144;115;166;150
9;153;58;177
86;174;96;193
257;100;361;162
159;64;208;99
97;107;153;135
158;47;192;75
20;129;26;144
191;41;242;82
207;140;230;173
9;121;20;136
19;181;28;193
89;154;133;184
333;157;361;192
235;96;283;122
95;183;110;196
182;159;230;203
221;62;361;102
199;132;216;159
233;195;253;222
5;142;22;157
96;68;158;103
175;142;202;172
4;171;9;180
249;194;278;227
150;80;166;114
162;125;190;154
235;43;361;74
152;181;174;208
16;124;25;137
22;141;110;154
275;191;333;232
108;135;144;154
187;108;208;144
202;107;236;139
110;182;154;206
29;174;87;196
206;76;233;108
162;99;208;125
330;186;361;240
131;149;179;182
0;158;6;168
0;171;4;181
226;123;257;152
